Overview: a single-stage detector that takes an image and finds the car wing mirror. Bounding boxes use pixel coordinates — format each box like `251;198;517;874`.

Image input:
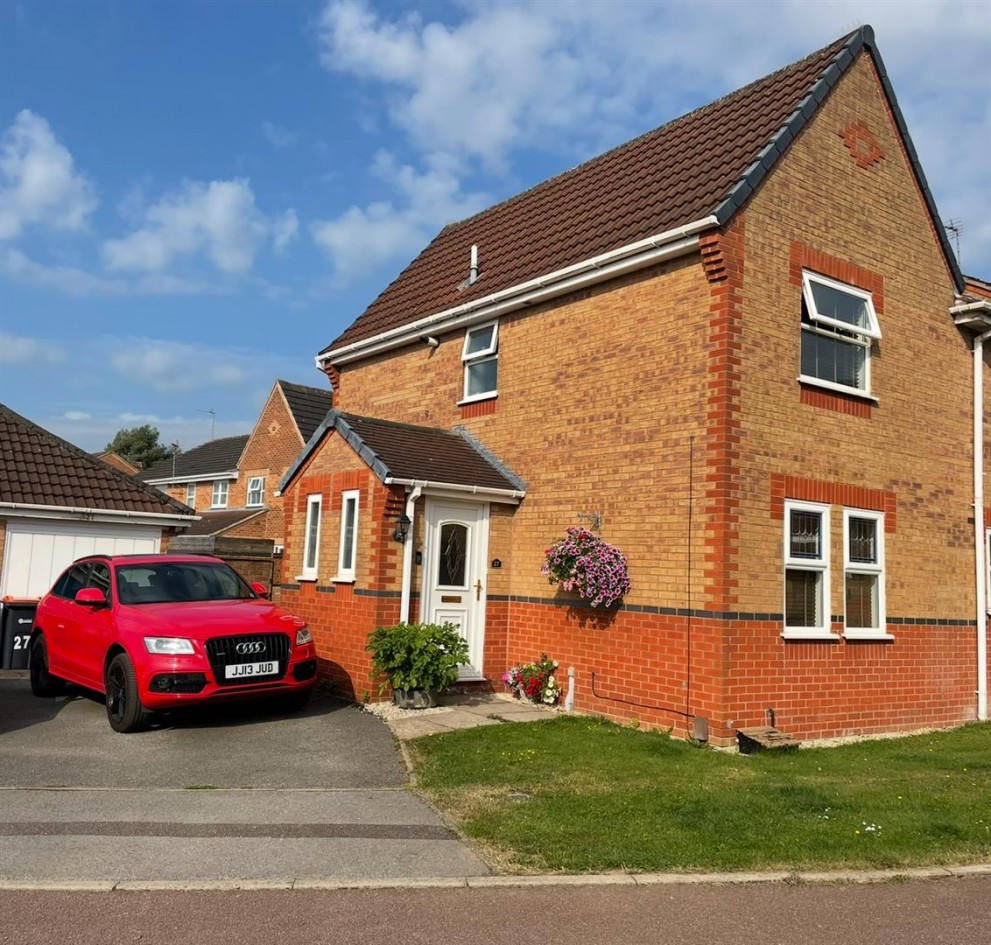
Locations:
250;581;269;598
75;587;108;606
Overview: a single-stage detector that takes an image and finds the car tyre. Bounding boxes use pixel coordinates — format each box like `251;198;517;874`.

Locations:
29;635;65;697
105;653;151;733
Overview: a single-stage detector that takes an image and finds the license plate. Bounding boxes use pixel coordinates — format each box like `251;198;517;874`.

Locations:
225;660;278;680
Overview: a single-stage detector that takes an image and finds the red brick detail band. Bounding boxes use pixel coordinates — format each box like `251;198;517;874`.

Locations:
323;364;341;407
460;398;497;419
838;121;885;169
771;473;897;531
788;242;885;315
800;384;872;418
700;219;746;612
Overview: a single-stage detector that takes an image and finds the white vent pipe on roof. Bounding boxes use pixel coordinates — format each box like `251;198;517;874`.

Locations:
469;244;479;284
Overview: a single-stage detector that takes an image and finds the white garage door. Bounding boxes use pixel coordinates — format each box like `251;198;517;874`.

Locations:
1;520;162;599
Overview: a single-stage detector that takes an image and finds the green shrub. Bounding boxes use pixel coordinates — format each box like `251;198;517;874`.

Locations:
367;621;469;693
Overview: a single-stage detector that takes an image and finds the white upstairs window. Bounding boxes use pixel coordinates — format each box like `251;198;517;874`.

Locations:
461;321;498;402
800;271;880;397
246;476;265;507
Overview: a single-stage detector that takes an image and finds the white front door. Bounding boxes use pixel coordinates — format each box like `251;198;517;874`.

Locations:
422;499;488;680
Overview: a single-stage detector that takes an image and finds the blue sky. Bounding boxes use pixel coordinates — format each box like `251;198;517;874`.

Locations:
1;0;989;453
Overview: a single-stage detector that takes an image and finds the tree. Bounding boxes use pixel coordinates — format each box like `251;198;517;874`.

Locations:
105;424;176;469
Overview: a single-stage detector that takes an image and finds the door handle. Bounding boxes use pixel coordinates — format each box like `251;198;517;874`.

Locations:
474;579;483;601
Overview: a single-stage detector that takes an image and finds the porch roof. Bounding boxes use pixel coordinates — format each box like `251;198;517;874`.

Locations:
279;410;525;498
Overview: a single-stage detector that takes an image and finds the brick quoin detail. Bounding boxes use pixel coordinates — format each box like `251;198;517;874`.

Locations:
838;121;885;169
460;398;497;419
788;241;885;313
770;473;897;531
700;218;745;612
324;364;341;407
800;385;872;418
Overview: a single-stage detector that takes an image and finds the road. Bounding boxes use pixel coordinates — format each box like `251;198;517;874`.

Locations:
5;877;991;945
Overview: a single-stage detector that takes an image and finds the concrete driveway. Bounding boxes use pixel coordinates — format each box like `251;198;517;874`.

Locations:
0;675;489;885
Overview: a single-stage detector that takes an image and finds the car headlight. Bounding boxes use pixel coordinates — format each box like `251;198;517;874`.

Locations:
295;626;313;646
144;637;195;655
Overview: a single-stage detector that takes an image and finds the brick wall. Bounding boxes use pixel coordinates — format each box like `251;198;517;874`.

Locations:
717;51;980;738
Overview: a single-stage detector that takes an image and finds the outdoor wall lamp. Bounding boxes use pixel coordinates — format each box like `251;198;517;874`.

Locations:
393;513;411;544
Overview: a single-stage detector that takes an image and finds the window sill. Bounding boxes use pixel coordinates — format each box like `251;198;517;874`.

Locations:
844;630;895;642
457;392;498;406
331;575;355;584
797;376;878;404
295;575;317;583
780;631;840;642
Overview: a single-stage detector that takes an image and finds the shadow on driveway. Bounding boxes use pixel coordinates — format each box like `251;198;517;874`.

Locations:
0;676;405;790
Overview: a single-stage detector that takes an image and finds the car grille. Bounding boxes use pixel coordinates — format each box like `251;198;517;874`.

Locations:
205;633;290;687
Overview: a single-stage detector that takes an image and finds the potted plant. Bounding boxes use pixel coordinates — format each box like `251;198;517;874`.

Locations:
541;526;631;608
367;621;469;709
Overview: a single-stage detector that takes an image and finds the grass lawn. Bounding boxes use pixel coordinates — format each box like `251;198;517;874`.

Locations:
409;716;991;873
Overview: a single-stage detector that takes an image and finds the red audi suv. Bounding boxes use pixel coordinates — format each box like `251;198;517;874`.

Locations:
29;553;317;732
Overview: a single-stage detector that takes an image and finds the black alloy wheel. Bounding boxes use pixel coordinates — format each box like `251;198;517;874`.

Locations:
105;653;151;733
29;635;65;697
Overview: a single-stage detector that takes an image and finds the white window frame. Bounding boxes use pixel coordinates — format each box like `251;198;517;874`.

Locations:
799;271;880;398
334;489;360;582
782;500;835;640
246;476;265;508
185;483;196;509
842;509;890;640
461;320;499;403
299;494;322;581
211;480;229;509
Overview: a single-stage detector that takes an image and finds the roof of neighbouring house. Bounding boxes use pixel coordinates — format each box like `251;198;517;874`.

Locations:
0;403;194;517
321;25;961;358
278;379;334;442
964;275;991;301
177;508;267;537
92;451;142;476
280;410;525;496
139;434;250;483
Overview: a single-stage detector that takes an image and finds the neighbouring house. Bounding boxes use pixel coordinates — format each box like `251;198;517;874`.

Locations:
0;403;197;601
278;26;991;744
139;380;333;588
93;451;142;476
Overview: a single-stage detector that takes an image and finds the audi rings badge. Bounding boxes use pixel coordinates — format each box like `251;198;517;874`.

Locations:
235;641;265;655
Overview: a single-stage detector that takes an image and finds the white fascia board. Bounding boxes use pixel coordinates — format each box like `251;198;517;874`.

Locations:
0;502;199;527
143;470;239;486
952;299;991;332
318;218;716;368
384;478;524;504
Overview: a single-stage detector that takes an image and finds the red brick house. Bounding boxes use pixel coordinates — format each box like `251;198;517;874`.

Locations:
279;27;990;744
141;379;332;551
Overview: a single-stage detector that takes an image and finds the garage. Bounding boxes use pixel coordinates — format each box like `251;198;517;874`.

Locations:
0;403;197;666
1;520;162;599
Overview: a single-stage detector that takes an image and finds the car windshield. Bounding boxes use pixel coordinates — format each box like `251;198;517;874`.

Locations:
115;562;257;605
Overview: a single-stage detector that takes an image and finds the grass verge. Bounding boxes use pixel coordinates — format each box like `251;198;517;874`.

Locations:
410;716;991;873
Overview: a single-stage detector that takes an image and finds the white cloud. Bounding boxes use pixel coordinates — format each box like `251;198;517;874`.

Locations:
64;410;91;421
310;151;488;279
1;248;125;297
0;110;97;240
103;178;278;276
262;121;298;149
0;331;67;365
272;209;299;253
